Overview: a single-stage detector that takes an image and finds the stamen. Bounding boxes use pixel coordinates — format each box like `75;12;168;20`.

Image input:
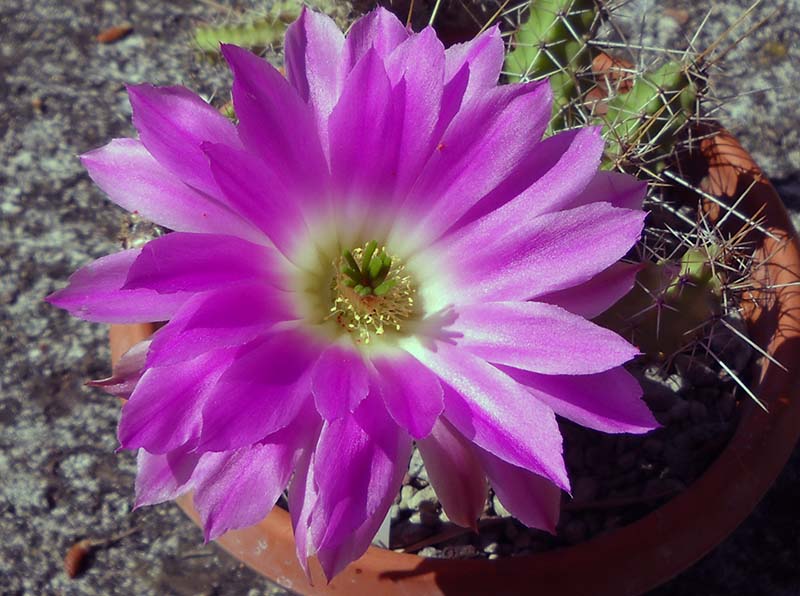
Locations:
327;240;416;344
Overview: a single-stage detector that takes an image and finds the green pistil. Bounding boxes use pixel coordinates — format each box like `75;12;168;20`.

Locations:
329;240;416;344
341;241;395;296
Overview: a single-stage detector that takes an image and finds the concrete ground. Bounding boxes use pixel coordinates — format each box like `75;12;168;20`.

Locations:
1;0;797;594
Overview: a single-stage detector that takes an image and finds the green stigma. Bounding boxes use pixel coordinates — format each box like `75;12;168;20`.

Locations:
328;240;416;343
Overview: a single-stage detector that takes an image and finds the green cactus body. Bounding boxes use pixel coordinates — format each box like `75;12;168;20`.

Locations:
504;0;597;130
599;61;697;167
599;248;723;359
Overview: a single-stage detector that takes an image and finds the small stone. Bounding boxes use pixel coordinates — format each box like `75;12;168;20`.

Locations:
408;448;428;483
572;476;599;502
642;438;663;458
674;355;717;386
562;519;587;545
643;477;685;498
618;451;637;471
399;484;415;511
390;503;401;521
417;546;440;558
493;495;512;518
504;520;519;540
393;520;433;548
513;531;532;549
407;484;437;511
565;445;584;471
689;401;708;422
483;542;500;555
718;392;737;419
668;399;690;423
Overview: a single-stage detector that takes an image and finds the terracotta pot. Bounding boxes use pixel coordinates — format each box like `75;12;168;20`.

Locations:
109;129;800;595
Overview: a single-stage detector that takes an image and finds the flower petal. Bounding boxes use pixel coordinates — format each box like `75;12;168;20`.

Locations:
504;365;659;434
145;282;297;367
284;7;345;147
127;83;242;197
122;233;287;294
450;301;639;375
195;404;320;541
46;249;189;323
311;341;370;420
328;48;396;203
371;349;443;439
417;418;486;529
443;25;503;106
221;44;328;196
569;170;648;211
426;201;645;307
538;261;642;319
118;348;237;453
88;339;151;398
134;448;201;507
197;328;321;451
310;390;410;556
398;80;552;244
80;138;263;243
203;141;310;257
383;27;445;199
341;7;408;71
474;446;561;533
400;336;568;489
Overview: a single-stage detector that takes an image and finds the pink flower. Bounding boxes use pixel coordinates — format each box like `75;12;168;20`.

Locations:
48;7;657;580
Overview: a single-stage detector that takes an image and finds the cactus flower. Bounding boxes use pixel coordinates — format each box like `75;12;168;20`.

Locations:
48;7;658;580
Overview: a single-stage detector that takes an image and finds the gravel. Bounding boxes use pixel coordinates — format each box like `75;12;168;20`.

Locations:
2;0;798;594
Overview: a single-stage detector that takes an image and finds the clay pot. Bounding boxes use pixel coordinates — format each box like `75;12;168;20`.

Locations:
109;128;800;595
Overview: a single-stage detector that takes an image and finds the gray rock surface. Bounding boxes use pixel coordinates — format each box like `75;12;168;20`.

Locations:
0;0;797;595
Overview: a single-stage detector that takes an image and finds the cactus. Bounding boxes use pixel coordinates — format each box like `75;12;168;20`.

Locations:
504;0;600;130
599;247;724;359
598;60;698;170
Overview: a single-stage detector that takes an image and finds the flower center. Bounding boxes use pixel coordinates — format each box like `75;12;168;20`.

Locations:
328;240;416;344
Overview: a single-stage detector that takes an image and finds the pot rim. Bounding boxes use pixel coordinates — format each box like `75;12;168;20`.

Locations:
109;130;800;596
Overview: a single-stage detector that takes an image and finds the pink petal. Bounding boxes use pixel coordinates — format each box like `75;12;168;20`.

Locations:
443;25;503;106
122;232;287;294
429;201;646;305
46;249;189;323
146;282;296;367
504;365;659;434
450;301;639;375
288;449;317;577
477;126;606;224
118;348;237;453
474;446;562;533
327;48;397;202
314;454;406;581
88;339;151;398
221;44;328;196
80;138;263;243
310;391;410;557
203;141;310;257
400;337;568;490
341;7;409;71
134;448;201;507
371;349;443;439
383;27;445;200
569;170;648;211
284;7;345;147
538;261;642;319
195;404;320;541
127;84;242;197
197;328;322;451
398;81;552;244
311;342;370;420
417;418;486;529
